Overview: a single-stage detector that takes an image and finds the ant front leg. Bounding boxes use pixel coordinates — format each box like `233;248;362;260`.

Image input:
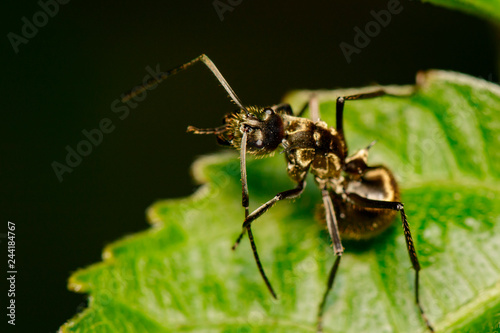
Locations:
233;126;306;299
241;180;306;231
234;128;276;298
240;179;305;299
346;192;435;332
232;175;306;299
336;90;388;136
232;126;252;249
297;94;320;122
317;188;344;333
271;103;293;115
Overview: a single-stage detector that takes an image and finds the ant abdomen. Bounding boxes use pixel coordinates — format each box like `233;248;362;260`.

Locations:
331;166;400;240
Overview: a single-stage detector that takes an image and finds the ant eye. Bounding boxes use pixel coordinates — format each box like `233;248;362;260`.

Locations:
265;109;273;115
256;139;263;147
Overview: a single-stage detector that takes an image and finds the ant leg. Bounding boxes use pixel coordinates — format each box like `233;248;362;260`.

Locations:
346;193;435;332
309;94;320;122
297;94;319;121
231;127;250;250
240;180;306;231
317;189;344;333
234;180;306;248
317;256;341;333
296;101;309;117
271;103;293;115
232;127;290;299
336;90;388;138
321;189;343;256
232;127;252;248
240;128;250;218
232;179;306;298
246;226;277;298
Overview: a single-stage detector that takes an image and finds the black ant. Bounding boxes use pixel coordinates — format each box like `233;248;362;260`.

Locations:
122;54;434;332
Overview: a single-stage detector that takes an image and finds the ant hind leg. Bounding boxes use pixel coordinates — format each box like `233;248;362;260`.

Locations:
346;192;435;332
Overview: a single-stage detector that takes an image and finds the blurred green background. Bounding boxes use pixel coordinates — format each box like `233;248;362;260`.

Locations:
1;0;498;332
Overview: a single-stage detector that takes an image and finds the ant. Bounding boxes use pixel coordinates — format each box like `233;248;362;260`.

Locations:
122;54;434;332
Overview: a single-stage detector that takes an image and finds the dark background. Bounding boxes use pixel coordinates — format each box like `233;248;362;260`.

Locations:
1;0;498;332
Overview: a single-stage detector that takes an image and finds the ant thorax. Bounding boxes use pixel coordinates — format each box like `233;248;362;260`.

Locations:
281;115;346;184
216;107;348;185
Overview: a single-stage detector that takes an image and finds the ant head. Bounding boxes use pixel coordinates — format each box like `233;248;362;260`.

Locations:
223;107;285;155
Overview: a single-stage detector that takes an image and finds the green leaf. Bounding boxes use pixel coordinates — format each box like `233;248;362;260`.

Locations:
423;0;500;23
59;71;500;333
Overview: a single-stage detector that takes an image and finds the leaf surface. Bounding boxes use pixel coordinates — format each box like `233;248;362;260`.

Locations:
423;0;500;23
60;71;500;333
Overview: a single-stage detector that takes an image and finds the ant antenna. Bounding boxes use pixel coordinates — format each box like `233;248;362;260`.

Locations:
121;54;250;116
186;125;227;135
